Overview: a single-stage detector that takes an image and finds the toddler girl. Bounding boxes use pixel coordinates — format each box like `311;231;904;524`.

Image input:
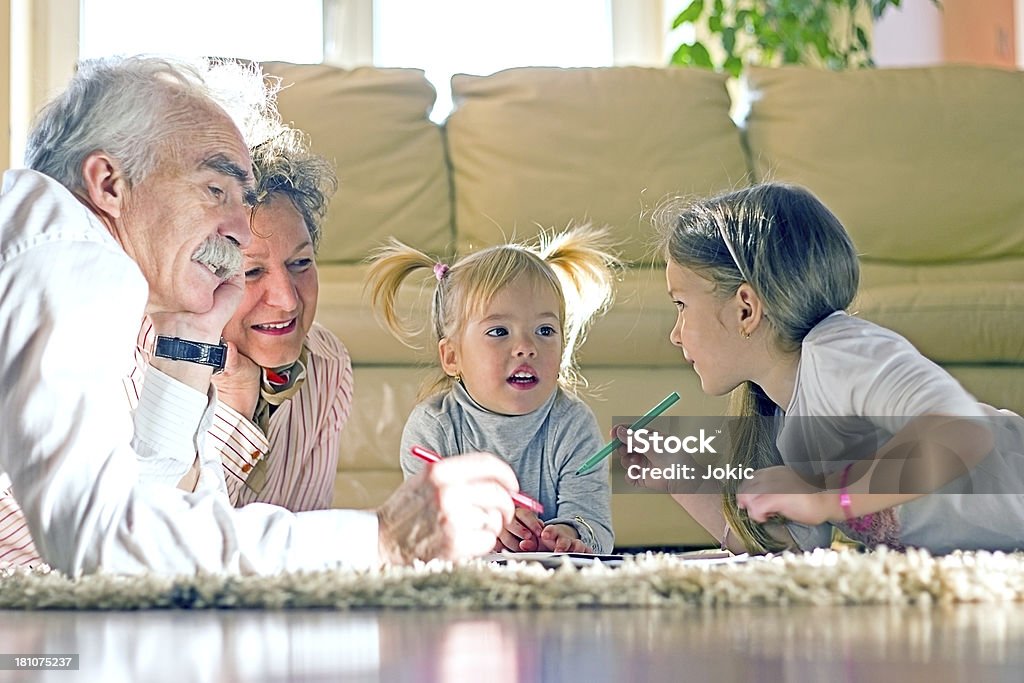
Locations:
367;226;619;553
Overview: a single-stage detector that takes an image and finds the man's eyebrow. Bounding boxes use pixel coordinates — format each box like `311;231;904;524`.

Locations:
201;153;257;204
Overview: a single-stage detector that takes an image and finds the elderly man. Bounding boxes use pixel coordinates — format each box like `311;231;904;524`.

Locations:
0;56;517;575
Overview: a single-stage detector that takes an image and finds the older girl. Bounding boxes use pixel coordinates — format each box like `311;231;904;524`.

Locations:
628;182;1024;554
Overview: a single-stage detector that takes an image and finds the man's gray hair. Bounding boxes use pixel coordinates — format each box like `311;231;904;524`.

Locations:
25;56;282;192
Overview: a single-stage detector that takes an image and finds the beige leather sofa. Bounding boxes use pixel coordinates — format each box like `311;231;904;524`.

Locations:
263;62;1024;548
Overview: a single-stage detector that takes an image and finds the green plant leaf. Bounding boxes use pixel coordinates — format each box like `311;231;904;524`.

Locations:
672;0;704;28
813;32;830;59
670;42;714;70
722;26;736;54
856;25;869;50
723;55;743;78
666;0;942;71
691;41;714;68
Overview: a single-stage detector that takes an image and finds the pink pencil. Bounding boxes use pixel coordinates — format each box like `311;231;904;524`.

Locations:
410;445;544;514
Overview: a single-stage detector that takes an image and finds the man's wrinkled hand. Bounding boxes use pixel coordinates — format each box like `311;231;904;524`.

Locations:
376;452;518;565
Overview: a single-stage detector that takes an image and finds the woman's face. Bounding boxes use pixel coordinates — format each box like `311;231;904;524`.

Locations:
222;197;318;369
665;261;746;396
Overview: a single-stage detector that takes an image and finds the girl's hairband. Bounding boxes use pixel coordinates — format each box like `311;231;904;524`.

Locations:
433;262;449;281
717;223;754;285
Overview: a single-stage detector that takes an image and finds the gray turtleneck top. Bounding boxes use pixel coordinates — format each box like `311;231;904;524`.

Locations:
400;382;614;553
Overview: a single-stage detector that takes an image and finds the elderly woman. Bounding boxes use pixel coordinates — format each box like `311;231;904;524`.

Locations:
203;130;352;510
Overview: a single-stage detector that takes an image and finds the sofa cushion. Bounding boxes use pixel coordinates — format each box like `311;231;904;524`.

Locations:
263;63;452;263
744;65;1024;263
854;282;1024;364
316;263;438;365
447;66;749;263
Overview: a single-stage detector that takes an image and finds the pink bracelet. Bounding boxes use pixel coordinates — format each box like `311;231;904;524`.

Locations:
838;463;874;533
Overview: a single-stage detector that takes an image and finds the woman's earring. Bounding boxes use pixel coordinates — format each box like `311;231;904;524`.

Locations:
452;373;462;383
741;328;751;340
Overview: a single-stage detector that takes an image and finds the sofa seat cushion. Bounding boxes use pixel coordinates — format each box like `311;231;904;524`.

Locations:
447;66;749;263
744;65;1024;263
317;263;439;366
854;282;1024;364
264;62;452;264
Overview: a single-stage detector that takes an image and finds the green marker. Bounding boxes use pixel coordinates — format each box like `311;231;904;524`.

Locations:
575;391;681;475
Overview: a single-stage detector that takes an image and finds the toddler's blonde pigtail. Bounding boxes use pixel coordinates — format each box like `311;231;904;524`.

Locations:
537;224;621;390
365;238;442;348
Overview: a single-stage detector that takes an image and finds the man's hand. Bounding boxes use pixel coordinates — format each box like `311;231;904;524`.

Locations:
493;508;546;552
212;342;262;419
376;452;518;565
147;272;245;393
539;524;591;553
149;271;245;344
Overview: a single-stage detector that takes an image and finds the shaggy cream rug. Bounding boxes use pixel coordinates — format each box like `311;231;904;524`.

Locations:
3;548;1024;610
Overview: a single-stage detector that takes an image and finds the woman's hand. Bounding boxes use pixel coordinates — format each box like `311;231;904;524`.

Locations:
539;524;591;553
211;341;262;419
736;466;837;525
494;508;546;552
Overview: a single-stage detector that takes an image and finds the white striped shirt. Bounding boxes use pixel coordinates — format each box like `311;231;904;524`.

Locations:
1;319;353;566
209;323;353;511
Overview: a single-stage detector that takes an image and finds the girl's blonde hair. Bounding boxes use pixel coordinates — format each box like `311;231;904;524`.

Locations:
657;183;859;553
367;225;620;400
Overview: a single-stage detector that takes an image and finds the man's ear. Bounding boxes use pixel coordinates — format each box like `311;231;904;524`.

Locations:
79;152;128;219
438;337;459;377
735;282;765;334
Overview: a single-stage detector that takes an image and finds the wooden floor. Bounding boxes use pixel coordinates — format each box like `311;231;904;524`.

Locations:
2;603;1024;682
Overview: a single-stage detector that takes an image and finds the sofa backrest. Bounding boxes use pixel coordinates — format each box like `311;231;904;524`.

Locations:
744;65;1024;265
446;66;749;264
263;63;453;264
266;60;1024;372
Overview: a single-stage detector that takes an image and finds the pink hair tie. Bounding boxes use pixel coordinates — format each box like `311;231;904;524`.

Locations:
433;262;450;281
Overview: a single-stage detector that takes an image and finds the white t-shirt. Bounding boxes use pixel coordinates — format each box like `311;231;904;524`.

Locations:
778;312;1024;553
0;169;378;575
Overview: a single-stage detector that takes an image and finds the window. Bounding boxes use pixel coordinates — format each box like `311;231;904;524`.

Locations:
373;0;614;120
77;0;637;121
79;0;324;63
1;0;660;167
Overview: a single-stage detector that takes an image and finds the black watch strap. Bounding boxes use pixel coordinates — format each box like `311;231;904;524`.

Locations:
153;336;228;374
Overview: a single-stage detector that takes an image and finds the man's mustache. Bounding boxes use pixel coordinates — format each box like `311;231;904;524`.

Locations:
192;235;243;280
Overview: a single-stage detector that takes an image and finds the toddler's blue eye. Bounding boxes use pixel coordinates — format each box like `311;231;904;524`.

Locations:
485;327;508;337
537;325;557;337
